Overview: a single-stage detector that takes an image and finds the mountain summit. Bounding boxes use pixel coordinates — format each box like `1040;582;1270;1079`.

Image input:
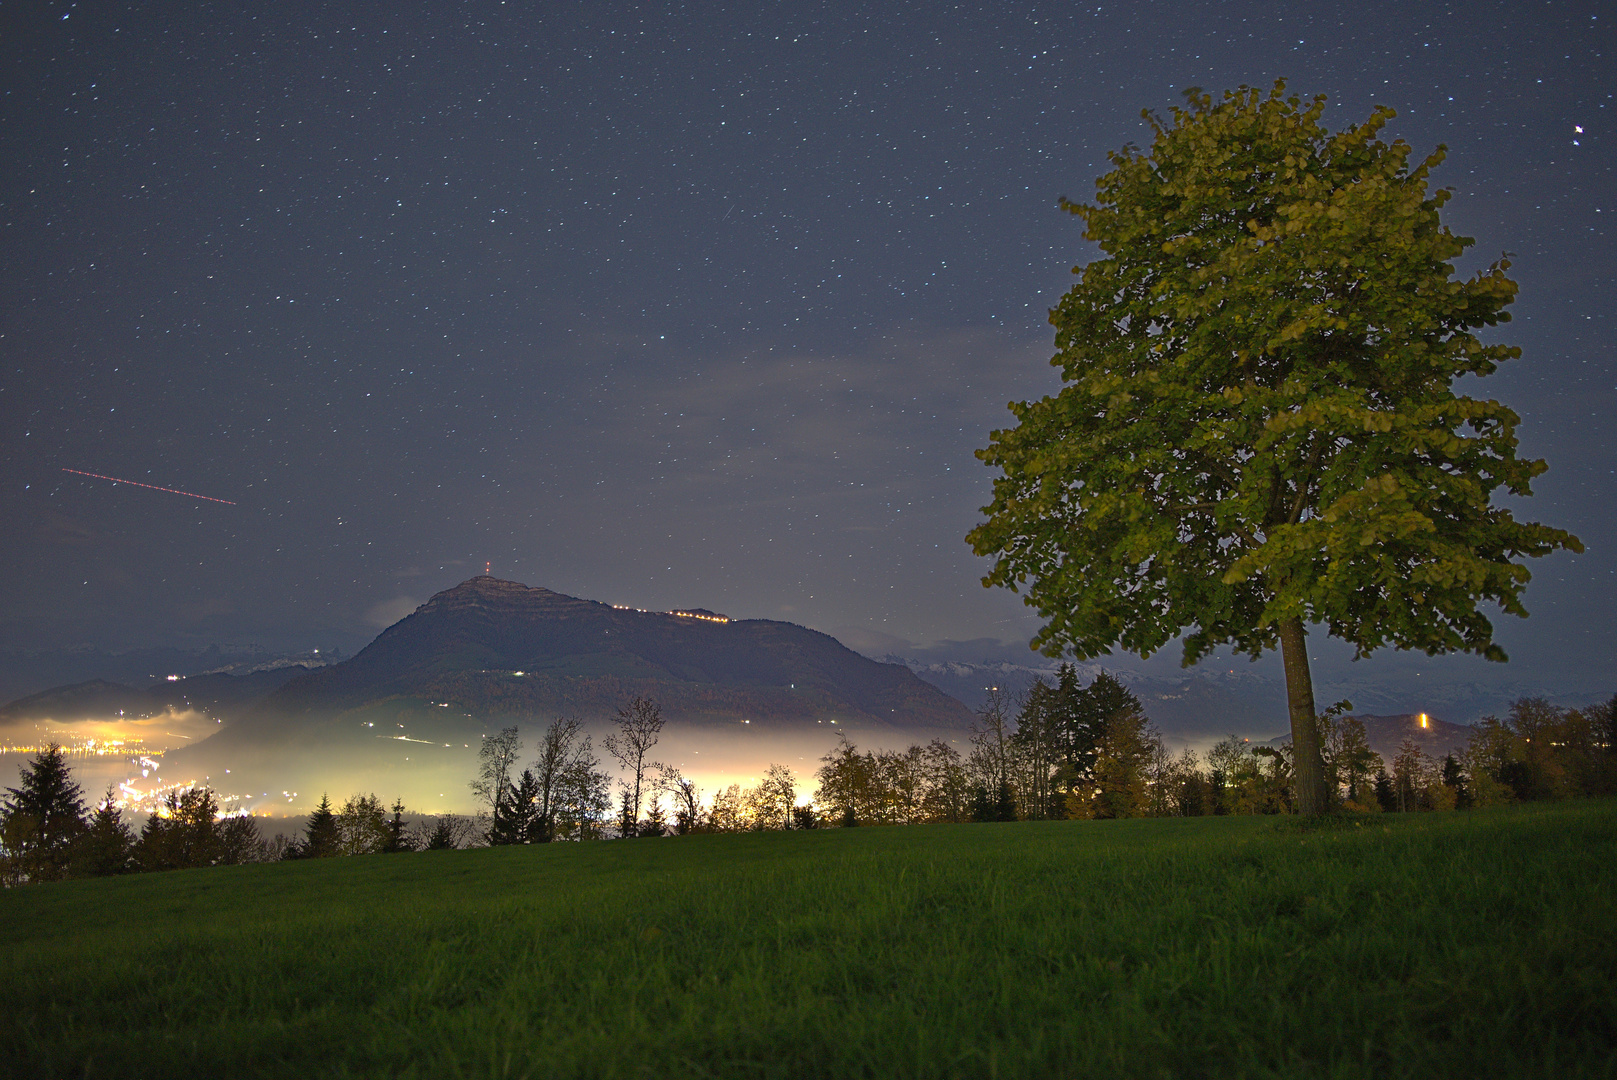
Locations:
258;577;973;728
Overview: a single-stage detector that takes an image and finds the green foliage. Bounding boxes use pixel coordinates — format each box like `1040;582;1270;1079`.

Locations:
970;81;1580;671
1;744;88;884
2;804;1612;1078
134;787;259;871
1460;697;1614;802
815;737;970;826
336;793;393;856
1324;715;1379;808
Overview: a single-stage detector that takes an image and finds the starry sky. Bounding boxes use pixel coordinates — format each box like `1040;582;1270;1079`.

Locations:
2;1;1611;699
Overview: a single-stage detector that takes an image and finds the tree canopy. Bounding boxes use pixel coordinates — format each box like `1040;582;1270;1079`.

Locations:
967;82;1580;813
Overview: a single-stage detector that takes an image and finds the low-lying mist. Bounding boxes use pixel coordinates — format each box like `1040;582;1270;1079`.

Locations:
151;712;971;818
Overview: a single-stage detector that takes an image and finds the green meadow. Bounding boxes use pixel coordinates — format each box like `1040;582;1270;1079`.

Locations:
3;802;1613;1079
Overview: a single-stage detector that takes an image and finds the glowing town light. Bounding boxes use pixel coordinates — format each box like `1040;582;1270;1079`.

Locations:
1419;713;1430;729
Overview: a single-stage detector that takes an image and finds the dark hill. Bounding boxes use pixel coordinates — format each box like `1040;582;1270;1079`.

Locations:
0;667;314;724
0;679;156;723
1267;712;1474;766
252;577;974;731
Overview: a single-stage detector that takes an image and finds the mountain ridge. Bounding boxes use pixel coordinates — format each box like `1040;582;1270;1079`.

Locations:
247;576;974;731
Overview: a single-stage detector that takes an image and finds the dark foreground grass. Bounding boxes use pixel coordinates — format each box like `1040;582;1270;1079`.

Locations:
2;802;1614;1080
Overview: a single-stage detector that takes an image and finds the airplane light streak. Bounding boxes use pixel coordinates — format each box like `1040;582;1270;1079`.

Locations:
61;468;236;505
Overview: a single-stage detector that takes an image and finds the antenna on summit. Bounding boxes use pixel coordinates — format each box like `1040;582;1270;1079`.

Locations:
485;561;492;576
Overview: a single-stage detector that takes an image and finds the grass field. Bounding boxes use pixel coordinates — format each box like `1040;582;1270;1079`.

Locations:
3;802;1614;1079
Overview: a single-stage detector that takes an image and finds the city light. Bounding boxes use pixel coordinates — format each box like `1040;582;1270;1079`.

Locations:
611;603;731;623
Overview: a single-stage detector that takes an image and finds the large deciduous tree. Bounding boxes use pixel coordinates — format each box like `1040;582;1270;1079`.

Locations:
968;83;1580;814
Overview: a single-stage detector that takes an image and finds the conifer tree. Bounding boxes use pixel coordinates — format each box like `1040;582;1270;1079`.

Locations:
1;743;88;883
382;799;416;852
300;794;340;858
134;787;227;871
71;789;135;877
493;769;541;844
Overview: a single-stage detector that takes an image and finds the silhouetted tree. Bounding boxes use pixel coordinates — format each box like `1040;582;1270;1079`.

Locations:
815;735;873;826
1090;703;1161;819
218;814;261;864
418;813;473;850
552;756;613;841
1011;678;1063;819
967;687;1015;815
298;794;341;858
1373;769;1398;813
381;799;416;852
530;716;595;842
1448;756;1474;805
471;726;523;839
1328;717;1379;808
69;789;134;877
655;764;704;834
605;697;664;837
493;769;542;844
970;780;1017;823
134;787;254;870
756;763;797;830
1;744;88;884
640;796;668;837
708;784;747;831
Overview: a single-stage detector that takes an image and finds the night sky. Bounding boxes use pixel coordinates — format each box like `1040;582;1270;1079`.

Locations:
3;1;1611;700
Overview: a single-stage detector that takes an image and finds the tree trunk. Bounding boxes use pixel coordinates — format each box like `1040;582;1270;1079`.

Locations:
1278;616;1329;815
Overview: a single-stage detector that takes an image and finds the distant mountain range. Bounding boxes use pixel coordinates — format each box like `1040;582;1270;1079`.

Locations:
0;667;317;724
0;643;339;705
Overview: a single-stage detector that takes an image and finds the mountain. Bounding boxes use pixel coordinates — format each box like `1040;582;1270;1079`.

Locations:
240;576;974;735
895;657;1291;739
0;644;338;704
1268;712;1475;766
0;667;317;724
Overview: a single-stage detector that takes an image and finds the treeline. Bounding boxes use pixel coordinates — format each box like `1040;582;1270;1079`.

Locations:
0;748;483;885
6;681;1614;885
470;697;814;839
807;669;1617;825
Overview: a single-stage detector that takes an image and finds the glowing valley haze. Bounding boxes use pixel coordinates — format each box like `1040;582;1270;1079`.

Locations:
1;0;1611;716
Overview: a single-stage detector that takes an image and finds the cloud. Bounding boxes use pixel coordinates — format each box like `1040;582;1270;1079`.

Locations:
364;596;421;628
828;625;914;658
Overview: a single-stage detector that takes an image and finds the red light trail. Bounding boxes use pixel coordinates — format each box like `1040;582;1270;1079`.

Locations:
61;468;236;505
